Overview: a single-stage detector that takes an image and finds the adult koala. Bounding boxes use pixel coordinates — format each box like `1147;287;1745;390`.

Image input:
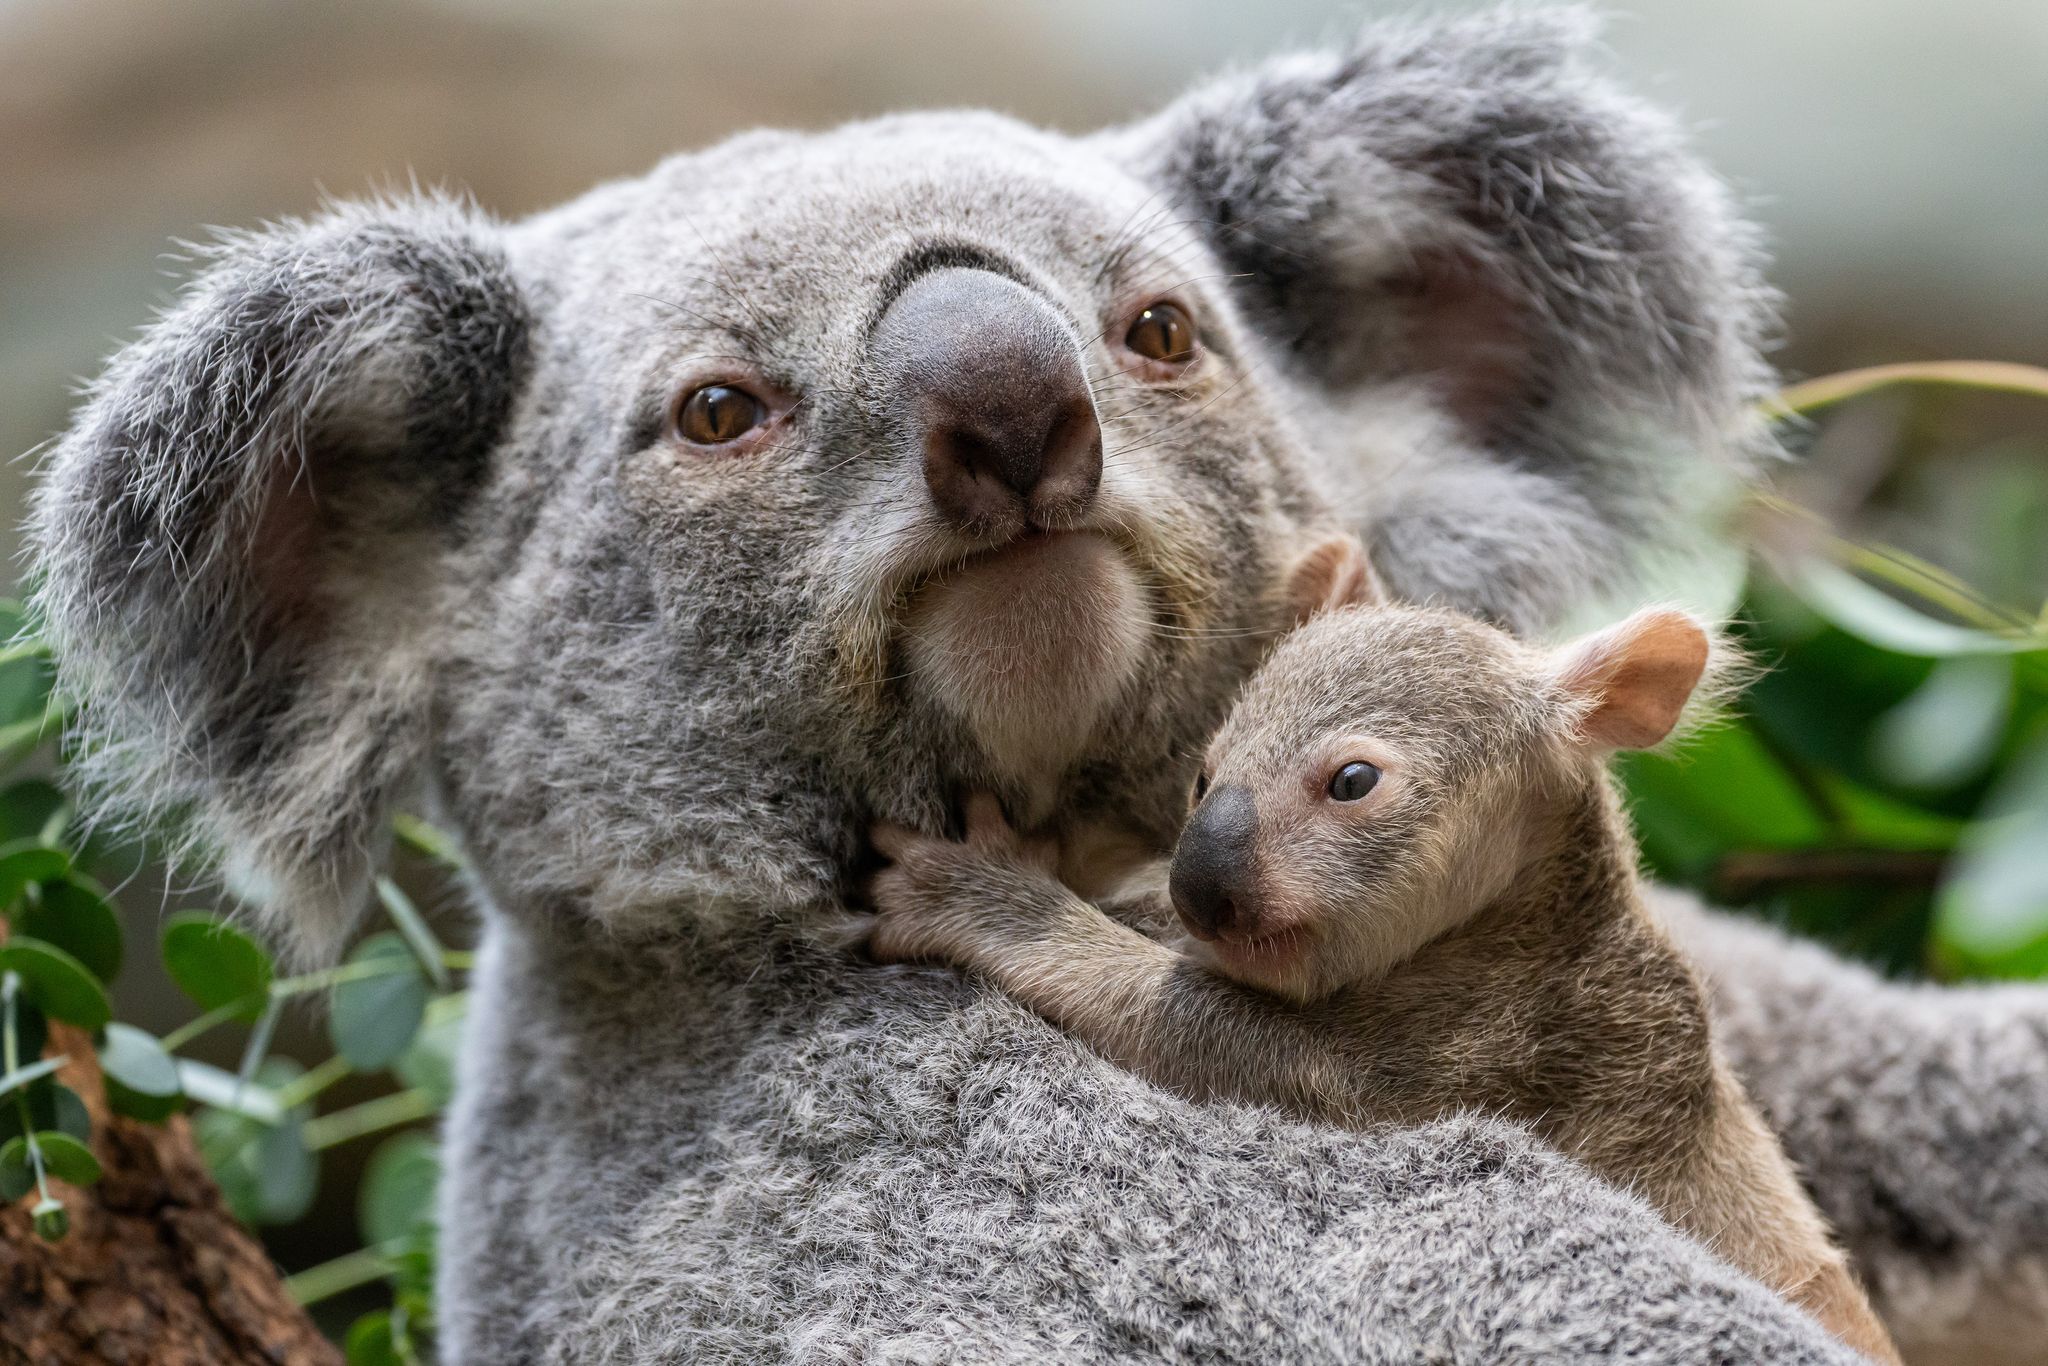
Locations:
30;8;2048;1363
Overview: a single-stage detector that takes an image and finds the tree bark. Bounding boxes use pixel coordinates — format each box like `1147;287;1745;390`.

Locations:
0;1023;341;1366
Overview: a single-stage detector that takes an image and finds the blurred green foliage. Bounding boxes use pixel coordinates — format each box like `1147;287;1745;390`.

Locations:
0;362;2043;1359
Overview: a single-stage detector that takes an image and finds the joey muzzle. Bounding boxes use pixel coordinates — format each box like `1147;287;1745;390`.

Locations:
873;267;1102;534
1170;783;1263;941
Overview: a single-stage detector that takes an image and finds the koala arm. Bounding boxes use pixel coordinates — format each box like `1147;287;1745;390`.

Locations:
1656;887;2048;1362
870;812;1366;1123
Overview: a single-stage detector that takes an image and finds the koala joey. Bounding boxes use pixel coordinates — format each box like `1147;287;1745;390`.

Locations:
870;537;1899;1362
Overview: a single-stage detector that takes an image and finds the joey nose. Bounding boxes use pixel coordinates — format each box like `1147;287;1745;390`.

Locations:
1170;784;1262;941
874;268;1102;532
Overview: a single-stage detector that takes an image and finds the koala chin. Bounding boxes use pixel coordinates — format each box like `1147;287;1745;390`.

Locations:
903;531;1150;791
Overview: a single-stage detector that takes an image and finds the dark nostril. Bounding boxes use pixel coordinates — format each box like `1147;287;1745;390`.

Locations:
874;267;1103;530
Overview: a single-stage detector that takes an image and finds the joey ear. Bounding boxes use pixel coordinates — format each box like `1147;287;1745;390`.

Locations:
1285;534;1382;624
1551;609;1711;752
30;195;532;962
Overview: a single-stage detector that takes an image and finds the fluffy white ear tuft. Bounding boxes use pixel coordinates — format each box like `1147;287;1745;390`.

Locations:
1286;534;1383;625
1552;608;1711;751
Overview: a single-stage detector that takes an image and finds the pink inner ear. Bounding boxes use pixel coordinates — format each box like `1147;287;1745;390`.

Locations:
1286;536;1381;624
1400;251;1532;440
1560;610;1710;750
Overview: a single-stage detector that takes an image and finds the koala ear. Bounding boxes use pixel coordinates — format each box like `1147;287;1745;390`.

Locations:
30;195;531;962
1550;608;1710;752
1285;534;1383;624
1111;9;1775;630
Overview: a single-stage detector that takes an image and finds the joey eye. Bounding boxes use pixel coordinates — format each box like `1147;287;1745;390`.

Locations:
1328;761;1381;803
1124;302;1198;365
675;384;766;445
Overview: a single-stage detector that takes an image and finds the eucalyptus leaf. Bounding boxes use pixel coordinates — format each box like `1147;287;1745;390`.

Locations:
330;934;428;1070
345;1311;406;1366
1933;731;2048;974
0;839;70;912
254;1111;317;1224
162;912;272;1021
20;875;123;982
0;938;111;1029
0;1135;31;1199
31;1130;100;1186
101;1022;183;1121
359;1131;440;1246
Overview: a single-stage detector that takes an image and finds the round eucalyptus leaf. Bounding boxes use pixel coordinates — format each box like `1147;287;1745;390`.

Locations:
20;875;123;982
394;998;467;1106
345;1310;405;1366
359;1131;440;1246
330;934;427;1071
0;1135;31;1200
101;1022;183;1121
254;1113;317;1225
0;780;66;846
31;1130;100;1186
0;938;112;1029
0;839;70;912
7;996;48;1068
162;912;273;1021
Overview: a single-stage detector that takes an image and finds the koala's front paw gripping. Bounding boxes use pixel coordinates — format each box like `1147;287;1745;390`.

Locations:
866;795;1065;966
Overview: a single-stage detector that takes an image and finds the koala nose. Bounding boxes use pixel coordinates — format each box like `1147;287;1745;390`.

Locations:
874;267;1102;533
1170;783;1262;941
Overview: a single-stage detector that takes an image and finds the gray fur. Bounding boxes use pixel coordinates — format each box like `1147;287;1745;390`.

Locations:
23;8;2041;1362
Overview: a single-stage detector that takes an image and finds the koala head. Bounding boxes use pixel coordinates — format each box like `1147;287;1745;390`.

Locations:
28;9;1770;960
1172;535;1712;1001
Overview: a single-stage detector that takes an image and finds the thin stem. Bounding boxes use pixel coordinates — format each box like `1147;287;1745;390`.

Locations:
273;1054;353;1112
284;1244;398;1307
160;996;258;1054
303;1088;437;1151
3;972;51;1206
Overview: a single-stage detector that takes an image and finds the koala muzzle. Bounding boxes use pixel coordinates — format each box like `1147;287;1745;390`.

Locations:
1170;783;1263;941
875;267;1102;534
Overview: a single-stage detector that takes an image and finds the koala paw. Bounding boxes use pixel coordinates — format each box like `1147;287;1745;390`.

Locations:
866;794;1062;966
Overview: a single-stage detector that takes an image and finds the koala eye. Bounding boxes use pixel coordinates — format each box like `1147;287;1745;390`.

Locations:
674;383;767;446
1328;761;1381;803
1191;770;1210;806
1123;302;1198;366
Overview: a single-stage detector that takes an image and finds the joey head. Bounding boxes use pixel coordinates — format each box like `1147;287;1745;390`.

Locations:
871;536;1899;1362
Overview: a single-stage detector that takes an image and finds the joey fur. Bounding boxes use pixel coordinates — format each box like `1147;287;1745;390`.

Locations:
871;543;1897;1360
27;8;2048;1361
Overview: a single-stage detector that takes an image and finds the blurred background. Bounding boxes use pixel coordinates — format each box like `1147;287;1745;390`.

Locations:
2;0;2044;1353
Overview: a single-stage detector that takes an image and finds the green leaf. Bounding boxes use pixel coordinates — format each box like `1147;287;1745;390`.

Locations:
254;1111;317;1224
345;1311;406;1366
31;1131;100;1186
358;1131;440;1246
0;1136;32;1199
330;934;428;1070
0;780;66;846
101;1023;183;1121
394;994;467;1107
20;876;122;982
1783;558;2047;658
1870;656;2014;791
162;912;273;1021
1933;731;2048;976
375;877;448;989
1;1077;89;1147
0;939;111;1029
0;840;71;912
